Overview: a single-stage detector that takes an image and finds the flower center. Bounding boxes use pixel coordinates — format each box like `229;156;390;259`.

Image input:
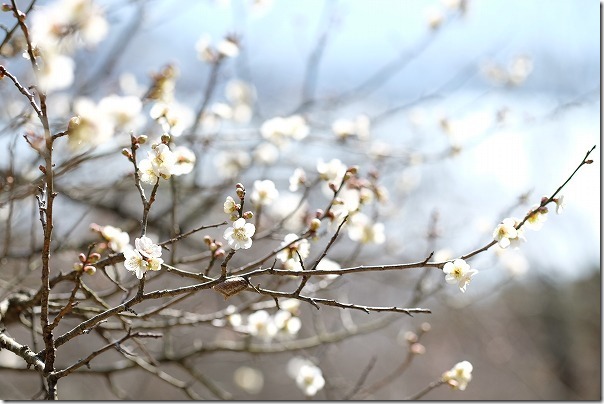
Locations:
234;227;248;240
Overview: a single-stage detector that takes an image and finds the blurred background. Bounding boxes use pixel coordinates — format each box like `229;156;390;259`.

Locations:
0;0;600;400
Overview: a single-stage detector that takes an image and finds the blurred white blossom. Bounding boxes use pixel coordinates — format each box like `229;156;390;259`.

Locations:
251;180;279;206
442;361;473;391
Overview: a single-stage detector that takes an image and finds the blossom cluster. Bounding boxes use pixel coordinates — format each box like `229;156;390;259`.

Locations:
138;143;196;185
123;236;164;279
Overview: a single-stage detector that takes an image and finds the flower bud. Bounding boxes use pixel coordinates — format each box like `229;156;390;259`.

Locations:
203;235;213;246
315;209;324;218
137;135;148;144
309;218;321;232
243;211;253;220
1;4;12;12
78;253;87;263
121;148;132;158
83;265;96;275
420;322;431;333
73;262;83;271
88;253;101;263
404;331;418;343
161;133;171;144
347;165;359;175
410;342;426;355
214;248;226;258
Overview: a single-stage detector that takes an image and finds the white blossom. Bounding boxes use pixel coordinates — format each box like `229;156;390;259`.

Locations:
134;236;162;258
442;361;473;391
277;233;310;263
38;52;75;93
288;357;325;397
525;205;548;231
98;95;143;130
493;217;525;249
274;310;301;336
224;218;256;250
251;180;279;206
215;150;251;179
124;236;163;279
67;98;114;150
138;159;159;185
246;310;277;339
100;225;130;253
316;158;347;183
555;195;565;214
442;259;478;293
253;142;279;165
260;115;309;147
347;213;385;244
289;168;307;192
224;196;238;214
171;146;196;176
148;144;177;179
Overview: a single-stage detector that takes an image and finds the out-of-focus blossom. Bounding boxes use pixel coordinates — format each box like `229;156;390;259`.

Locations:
277;233;310;263
253;142;279;165
442;361;473;391
100;225;130;253
215;150;251;179
289;168;307;192
525;205;548;231
331;114;371;140
260;115;309;147
171;146;196;176
99;95;143;130
246;310;277;339
347;213;385;244
67;98;114;150
233;366;264;395
288;357;325;397
251;180;279;206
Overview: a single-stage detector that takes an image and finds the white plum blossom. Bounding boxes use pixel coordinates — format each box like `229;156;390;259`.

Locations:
171;146;196;176
331;114;371;140
215;150;251;179
138;159;160;185
493;218;519;249
289;168;307;192
233;366;264;395
555;195;565;214
226;79;256;106
149;101;194;137
347;213;385;245
442;361;473;391
443;259;478;293
251;180;279;206
148;144;177;179
224;196;238;214
124;236;163;279
260;115;309;147
316;158;347;184
253;142;280;165
98;95;143;130
224;218;256;250
277;233;310;263
283;258;304;272
525;205;548;231
37;53;75;93
67;98;114;150
246;310;277;339
100;225;130;253
31;0;108;54
274;309;302;336
135;235;162;258
288;357;325;397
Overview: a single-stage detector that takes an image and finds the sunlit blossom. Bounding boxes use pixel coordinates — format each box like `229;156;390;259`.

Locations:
223;218;255;250
100;225;130;253
251;180;279;206
442;361;473;391
277;233;310;263
442;259;478;293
